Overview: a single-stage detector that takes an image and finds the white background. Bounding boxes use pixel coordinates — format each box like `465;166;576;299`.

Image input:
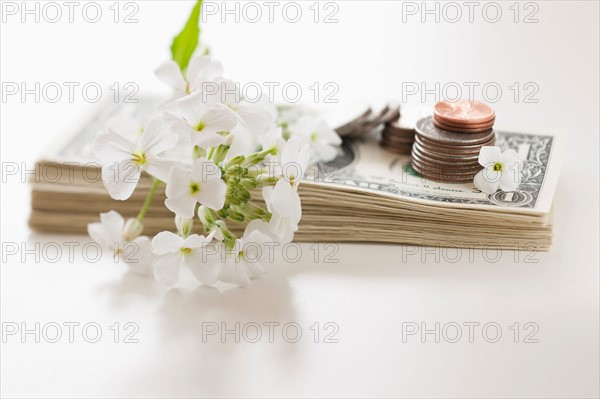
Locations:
1;1;599;397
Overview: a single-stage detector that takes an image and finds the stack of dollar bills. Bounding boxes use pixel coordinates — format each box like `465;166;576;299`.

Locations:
29;101;565;250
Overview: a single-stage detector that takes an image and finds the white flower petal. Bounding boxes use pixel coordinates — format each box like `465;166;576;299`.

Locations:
201;106;238;134
245;219;275;240
227;126;260;159
100;210;125;237
218;258;251;287
176;91;208;126
165;166;199;218
258;126;285;153
165;195;198;219
499;167;521;192
473;168;500;194
138;116;178;155
158;92;184;111
143;157;177;182
191;130;226;149
154;60;186;91
314;144;339;163
281;136;310;180
165;165;190;193
152;231;184;255
163;111;195;137
320;123;342;145
269;179;301;220
92;129;136;164
500;149;522;168
101;162;141;200
190;157;222;182
214;79;240;106
195;177;226;211
105;111;146;141
268;213;297;244
478;146;502;167
235;104;272;134
187;248;221;285
122;236;154;277
262;186;274;212
87;210;124;249
183;233;211;249
187;55;224;84
153;253;183;287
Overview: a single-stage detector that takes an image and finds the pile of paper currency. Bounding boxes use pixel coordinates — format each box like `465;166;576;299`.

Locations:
29;101;564;250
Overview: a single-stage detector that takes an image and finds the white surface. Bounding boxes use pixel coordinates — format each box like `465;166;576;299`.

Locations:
1;1;599;397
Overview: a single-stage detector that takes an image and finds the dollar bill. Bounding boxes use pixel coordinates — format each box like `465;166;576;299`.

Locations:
306;128;565;214
45;99;565;216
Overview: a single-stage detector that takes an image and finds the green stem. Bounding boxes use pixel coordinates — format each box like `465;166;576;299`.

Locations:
241;147;277;167
136;178;161;222
254;175;279;187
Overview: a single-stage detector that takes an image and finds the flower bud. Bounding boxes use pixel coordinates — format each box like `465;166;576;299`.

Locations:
223;132;235;146
198;206;217;227
175;216;194;238
122;218;143;241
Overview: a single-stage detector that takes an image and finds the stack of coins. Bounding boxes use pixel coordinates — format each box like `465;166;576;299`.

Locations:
411;100;496;183
433;99;495;133
335;104;400;138
380;106;428;155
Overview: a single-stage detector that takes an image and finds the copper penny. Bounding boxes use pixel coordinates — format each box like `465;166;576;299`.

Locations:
415;117;495;146
433;100;495;125
433;114;495;129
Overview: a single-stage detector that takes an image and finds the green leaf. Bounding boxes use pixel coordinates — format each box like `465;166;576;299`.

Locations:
170;0;202;72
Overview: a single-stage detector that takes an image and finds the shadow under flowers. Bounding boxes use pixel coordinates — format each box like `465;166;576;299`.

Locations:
149;265;303;395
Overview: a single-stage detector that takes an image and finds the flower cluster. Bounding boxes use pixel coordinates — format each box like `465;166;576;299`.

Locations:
88;55;338;287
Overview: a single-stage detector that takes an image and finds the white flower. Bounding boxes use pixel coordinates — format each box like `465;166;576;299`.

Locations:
87;211;129;251
473;146;523;194
152;231;219;287
154;55;224;98
165;157;226;218
226;125;259;160
278;105;319;127
204;78;273;134
122;237;155;277
288;115;342;162
217;225;270;287
87;211;153;276
261;179;302;244
122;218;144;241
105;109;147;141
93;116;178;200
258;126;286;155
279;136;311;190
166;91;238;149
